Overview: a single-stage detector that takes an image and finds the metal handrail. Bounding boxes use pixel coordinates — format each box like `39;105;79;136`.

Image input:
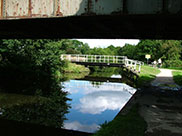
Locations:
61;54;143;72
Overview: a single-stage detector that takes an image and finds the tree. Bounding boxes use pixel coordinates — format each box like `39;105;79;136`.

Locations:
160;40;182;60
135;40;162;62
118;44;136;59
0;39;64;94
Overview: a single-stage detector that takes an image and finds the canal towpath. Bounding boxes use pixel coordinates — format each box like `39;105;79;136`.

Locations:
140;68;182;136
119;68;182;136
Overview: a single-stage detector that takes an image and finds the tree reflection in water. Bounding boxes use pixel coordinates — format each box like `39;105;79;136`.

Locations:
0;89;70;128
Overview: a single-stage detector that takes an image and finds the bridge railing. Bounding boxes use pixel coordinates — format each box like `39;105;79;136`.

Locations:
61;54;127;64
61;54;143;72
123;58;144;72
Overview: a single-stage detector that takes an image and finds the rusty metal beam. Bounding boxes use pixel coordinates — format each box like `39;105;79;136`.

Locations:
0;0;182;19
0;1;182;39
0;0;3;18
28;0;32;17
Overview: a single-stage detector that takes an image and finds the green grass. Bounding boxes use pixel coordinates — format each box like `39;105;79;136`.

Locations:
172;71;182;86
163;67;182;71
94;105;147;136
63;63;90;73
0;92;46;108
137;65;161;87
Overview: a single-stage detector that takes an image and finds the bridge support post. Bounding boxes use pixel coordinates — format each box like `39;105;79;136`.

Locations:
139;65;141;73
99;56;101;62
134;61;136;71
86;55;88;62
91;55;93;62
76;55;79;62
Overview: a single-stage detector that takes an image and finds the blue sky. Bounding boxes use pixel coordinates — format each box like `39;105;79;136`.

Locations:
76;39;140;48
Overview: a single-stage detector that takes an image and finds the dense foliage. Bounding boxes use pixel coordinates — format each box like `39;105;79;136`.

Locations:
0;39;181;130
0;39;70;127
0;39;65;94
1;39;181;92
60;39;182;68
172;71;182;86
1;39;182;91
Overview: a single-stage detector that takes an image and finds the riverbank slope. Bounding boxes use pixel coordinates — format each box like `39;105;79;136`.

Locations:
63;62;90;73
122;68;182;136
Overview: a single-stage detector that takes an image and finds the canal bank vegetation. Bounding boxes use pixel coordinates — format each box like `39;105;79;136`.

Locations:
137;65;160;87
89;67;120;77
172;71;182;86
94;105;147;136
62;62;90;73
0;40;64;94
0;40;70;128
1;39;182;133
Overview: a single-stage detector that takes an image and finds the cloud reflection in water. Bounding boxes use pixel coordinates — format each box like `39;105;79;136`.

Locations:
64;121;100;133
76;90;132;114
64;81;136;114
63;80;136;132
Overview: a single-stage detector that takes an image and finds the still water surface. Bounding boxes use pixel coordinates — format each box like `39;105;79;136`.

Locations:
0;72;136;133
62;75;136;133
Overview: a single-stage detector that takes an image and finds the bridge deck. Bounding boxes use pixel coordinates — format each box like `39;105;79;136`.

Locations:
0;15;182;39
74;62;124;67
61;54;144;73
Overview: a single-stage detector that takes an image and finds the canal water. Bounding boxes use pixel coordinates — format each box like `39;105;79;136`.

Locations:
0;71;136;133
62;74;136;133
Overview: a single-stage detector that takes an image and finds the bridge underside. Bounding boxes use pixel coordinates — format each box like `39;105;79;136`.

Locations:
74;62;124;67
75;76;123;83
1;15;182;39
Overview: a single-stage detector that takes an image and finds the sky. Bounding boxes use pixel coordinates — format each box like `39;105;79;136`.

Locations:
76;39;140;48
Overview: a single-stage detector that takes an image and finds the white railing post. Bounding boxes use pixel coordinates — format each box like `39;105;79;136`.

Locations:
61;54;143;72
61;55;63;61
126;59;128;66
68;55;70;61
76;55;78;62
139;64;141;73
91;55;93;62
86;55;88;62
134;61;137;70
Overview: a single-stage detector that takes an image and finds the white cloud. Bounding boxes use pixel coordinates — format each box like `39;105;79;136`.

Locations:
63;80;136;114
63;80;136;95
75;39;140;48
76;91;132;114
64;121;100;133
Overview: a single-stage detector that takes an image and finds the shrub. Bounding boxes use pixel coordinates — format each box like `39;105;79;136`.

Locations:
163;60;182;68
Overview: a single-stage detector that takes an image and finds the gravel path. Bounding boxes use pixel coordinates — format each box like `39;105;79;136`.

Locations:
119;68;182;135
139;68;182;135
152;69;174;84
151;69;180;90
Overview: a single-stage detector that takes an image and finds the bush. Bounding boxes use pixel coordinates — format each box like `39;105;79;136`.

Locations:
63;62;90;73
163;60;182;68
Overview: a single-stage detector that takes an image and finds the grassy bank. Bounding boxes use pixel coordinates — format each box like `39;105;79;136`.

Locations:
172;71;182;86
94;105;147;136
137;65;160;87
63;62;90;73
